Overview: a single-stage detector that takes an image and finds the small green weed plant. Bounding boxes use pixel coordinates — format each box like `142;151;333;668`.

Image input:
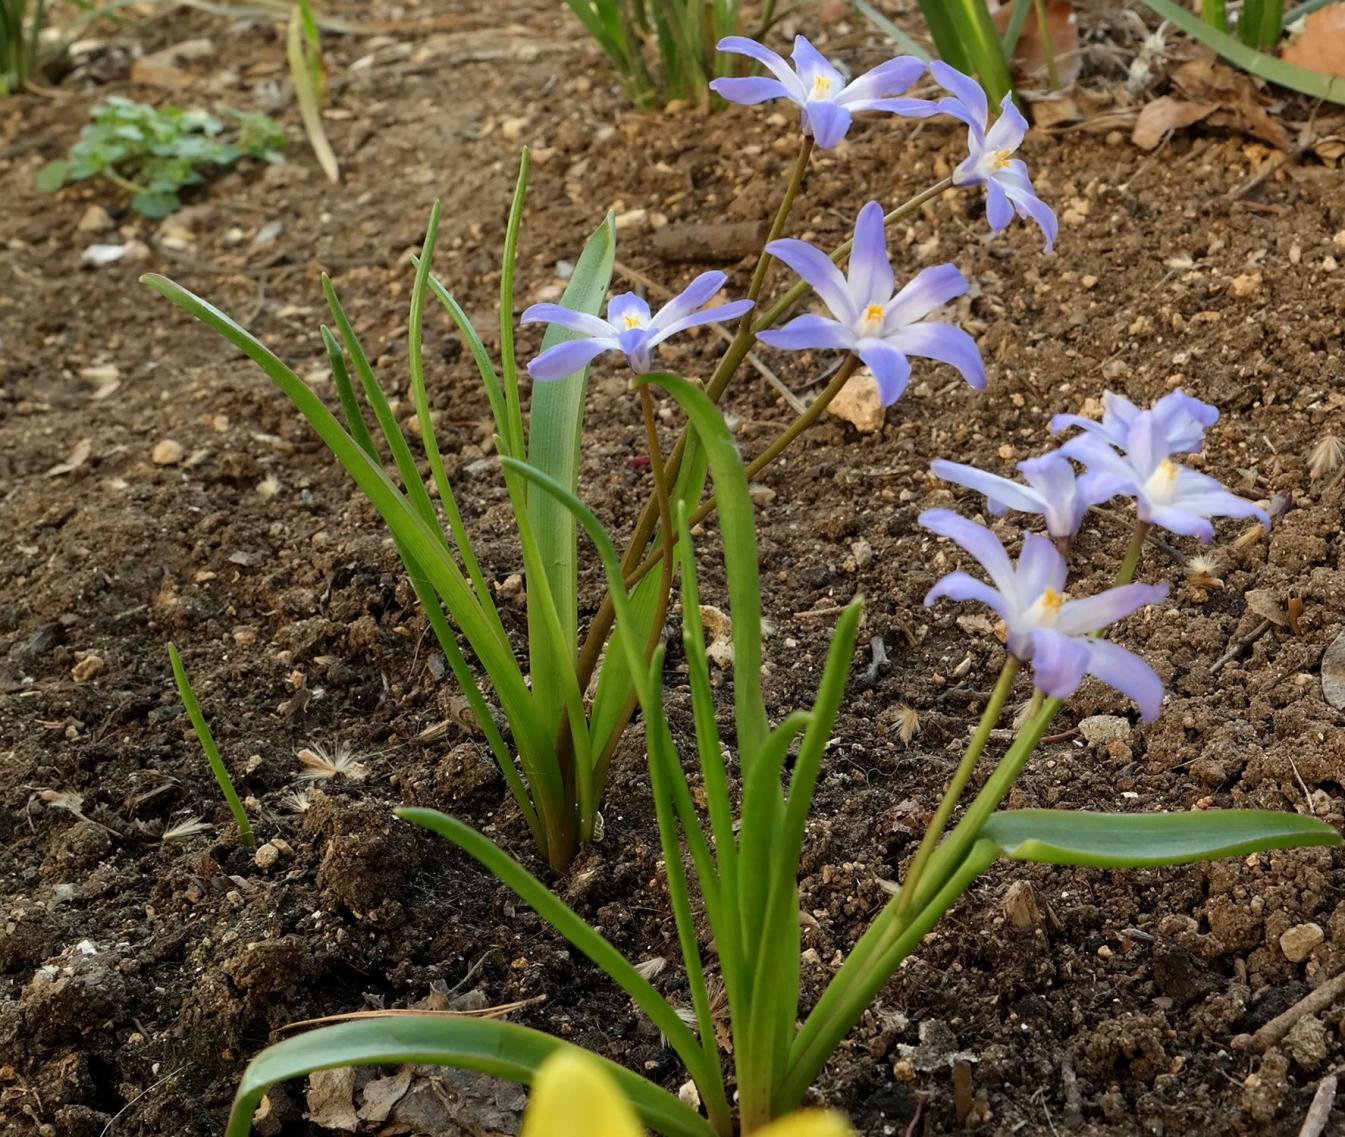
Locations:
38;97;285;217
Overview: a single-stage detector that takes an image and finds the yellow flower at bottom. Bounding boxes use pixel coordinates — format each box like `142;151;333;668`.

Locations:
521;1051;855;1137
522;1051;643;1137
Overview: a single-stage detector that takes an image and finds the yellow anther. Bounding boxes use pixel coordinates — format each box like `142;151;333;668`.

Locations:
992;149;1014;169
864;303;885;324
811;75;832;98
1040;588;1065;614
622;313;643;329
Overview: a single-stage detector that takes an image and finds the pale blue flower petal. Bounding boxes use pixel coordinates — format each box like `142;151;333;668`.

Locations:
649;299;755;345
856;338;911;404
844;95;943;117
790;34;845;91
931;458;1044;515
885;321;987;389
709;76;793;105
764;238;858;322
803;99;853;148
929;61;988;131
883;263;969;327
1016;533;1068;597
1143;503;1215;542
984;177;1014;232
924;570;1010;619
756;313;856;352
528;337;617;382
847;200;894;308
1054;583;1168;637
607;292;651;328
716;36;807;101
984;93;1028;151
1028;627;1092;699
918;508;1018;599
1084;638;1165;722
647;271;729;332
836;55;926;103
520;304;614;339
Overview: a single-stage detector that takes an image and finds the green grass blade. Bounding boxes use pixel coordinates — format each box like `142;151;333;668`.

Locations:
526;211;616;703
397;807;723;1100
409;202;511;656
141;274;553;789
321;325;377;456
1000;0;1033;55
167;644;255;847
1239;0;1284;49
916;0;973;71
1202;0;1228;33
1139;0;1345;103
639;373;768;757
498;151;530;461
850;0;932;60
943;0;1014;102
420;271;512;454
224;1016;714;1137
286;3;339;183
982;809;1342;867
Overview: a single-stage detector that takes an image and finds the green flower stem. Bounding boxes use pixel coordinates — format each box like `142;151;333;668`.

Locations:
1031;0;1062;88
572;137;814;695
893;656;1020;921
1117;520;1150;585
782;697;1062;1107
620;353;863;593
104;166;150;195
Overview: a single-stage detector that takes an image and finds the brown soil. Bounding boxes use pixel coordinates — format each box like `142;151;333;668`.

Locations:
2;2;1343;1136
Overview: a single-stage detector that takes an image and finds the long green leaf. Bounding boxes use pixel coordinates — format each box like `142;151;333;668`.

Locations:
526;210;616;703
397;807;723;1102
286;2;339;182
850;0;931;60
1239;0;1284;49
640;373;767;756
167;644;255;847
1139;0;1345;103
982;809;1342;867
224;1016;714;1137
140;274;555;802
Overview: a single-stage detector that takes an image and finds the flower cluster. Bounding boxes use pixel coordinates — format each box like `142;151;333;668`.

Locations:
924;389;1269;719
524;35;1058;404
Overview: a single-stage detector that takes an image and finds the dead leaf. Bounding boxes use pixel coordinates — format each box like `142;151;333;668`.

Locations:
827;368;886;433
1245;588;1288;627
1322;629;1345;709
306;1067;358;1131
1132;97;1217;150
1282;7;1345;79
1171;55;1291;150
992;1;1081;88
357;1067;413;1123
44;438;92;478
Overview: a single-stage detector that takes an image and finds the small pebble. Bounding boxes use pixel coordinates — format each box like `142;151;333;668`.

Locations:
71;653;104;683
77;205;114;233
152;439;185;466
1079;715;1130;744
1280;922;1324;963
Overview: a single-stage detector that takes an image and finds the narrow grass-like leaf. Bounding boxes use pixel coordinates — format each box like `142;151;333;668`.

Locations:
420;271;511;453
526;211;616;690
397;807;723;1103
168;644;255;847
1139;0;1345;103
640;374;767;755
850;0;932;60
140;275;556;815
224;1016;714;1137
408;202;510;656
286;2;338;183
982;809;1342;867
1239;0;1284;49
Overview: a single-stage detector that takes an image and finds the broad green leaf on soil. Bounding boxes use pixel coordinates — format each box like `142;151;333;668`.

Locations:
981;808;1342;867
397;805;722;1101
525;211;616;714
223;1016;714;1137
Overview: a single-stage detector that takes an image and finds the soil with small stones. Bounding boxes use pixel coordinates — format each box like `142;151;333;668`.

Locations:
2;2;1344;1135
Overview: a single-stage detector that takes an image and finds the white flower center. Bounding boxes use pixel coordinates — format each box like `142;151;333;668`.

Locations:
1142;458;1181;504
1025;587;1066;627
859;302;885;336
809;74;833;100
622;312;646;330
